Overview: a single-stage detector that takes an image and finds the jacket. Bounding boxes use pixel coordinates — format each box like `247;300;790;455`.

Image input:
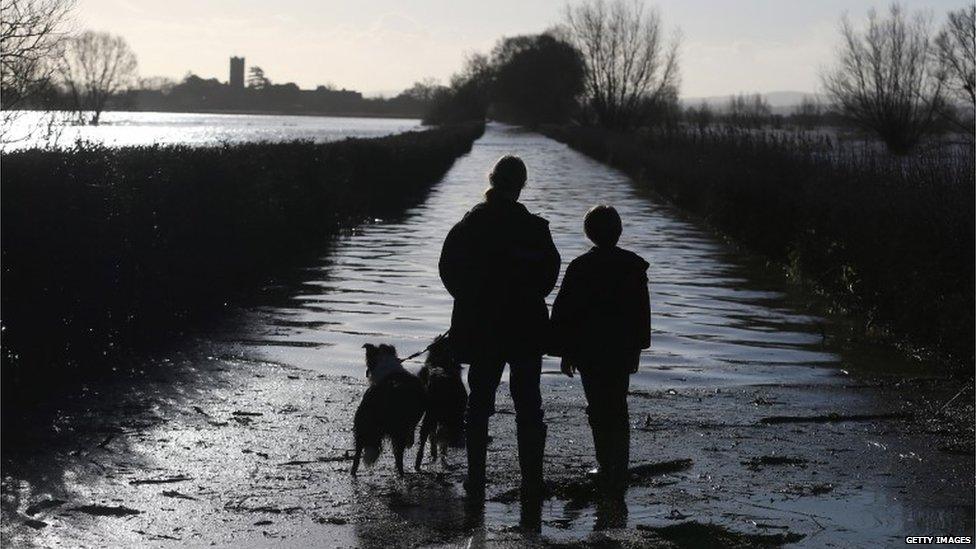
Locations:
439;196;560;362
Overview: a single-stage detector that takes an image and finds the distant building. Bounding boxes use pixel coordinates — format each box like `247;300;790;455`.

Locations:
229;56;245;89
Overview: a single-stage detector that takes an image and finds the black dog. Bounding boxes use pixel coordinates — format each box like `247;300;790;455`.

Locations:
414;335;467;471
351;343;426;475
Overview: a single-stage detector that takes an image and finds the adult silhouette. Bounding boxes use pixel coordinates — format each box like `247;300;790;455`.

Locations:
439;155;560;499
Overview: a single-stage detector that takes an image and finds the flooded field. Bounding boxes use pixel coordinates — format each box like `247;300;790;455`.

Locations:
2;123;972;548
1;111;422;150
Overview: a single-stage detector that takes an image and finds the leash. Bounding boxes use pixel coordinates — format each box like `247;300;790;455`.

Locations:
398;330;450;364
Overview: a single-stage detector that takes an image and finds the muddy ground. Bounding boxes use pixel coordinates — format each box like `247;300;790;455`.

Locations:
2;350;973;548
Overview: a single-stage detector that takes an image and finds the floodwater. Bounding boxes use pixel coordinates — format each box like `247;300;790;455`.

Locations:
1;110;422;150
4;123;971;548
223;122;905;387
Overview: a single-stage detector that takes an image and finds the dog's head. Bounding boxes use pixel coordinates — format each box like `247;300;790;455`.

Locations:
362;343;400;381
424;334;462;376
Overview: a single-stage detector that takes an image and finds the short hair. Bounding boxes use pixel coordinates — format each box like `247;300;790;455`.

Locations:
489;155;527;193
584;204;622;247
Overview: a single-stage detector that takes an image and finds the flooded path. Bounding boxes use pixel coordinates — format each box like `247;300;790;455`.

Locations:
223;123;852;386
4;124;972;548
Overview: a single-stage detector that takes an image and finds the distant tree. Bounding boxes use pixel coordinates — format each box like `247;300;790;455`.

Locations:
685;100;713;132
792;96;823;130
401;78;441;103
423;54;493;125
0;0;74;138
646;88;681;131
821;4;945;155
934;5;975;135
563;0;681;129
179;73;222;89
137;76;176;93
247;66;270;89
726;93;770;129
489;33;585;126
56;30;138;125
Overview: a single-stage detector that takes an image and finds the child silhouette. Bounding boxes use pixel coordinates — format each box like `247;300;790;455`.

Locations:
550;204;651;497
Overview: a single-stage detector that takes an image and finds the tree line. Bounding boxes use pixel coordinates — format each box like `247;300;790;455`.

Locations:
0;0;437;135
426;0;974;155
2;0;973;154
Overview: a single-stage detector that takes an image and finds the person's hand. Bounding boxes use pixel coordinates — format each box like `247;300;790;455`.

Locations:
560;357;576;378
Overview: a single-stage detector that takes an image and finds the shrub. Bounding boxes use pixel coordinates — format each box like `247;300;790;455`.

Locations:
1;123;485;388
542;125;974;366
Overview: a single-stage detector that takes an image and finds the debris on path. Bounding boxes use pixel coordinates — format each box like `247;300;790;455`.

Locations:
759;413;907;425
70;505;142;517
161;490;197;501
129;476;193;485
24;499;66;516
638;521;804;548
742;456;808;470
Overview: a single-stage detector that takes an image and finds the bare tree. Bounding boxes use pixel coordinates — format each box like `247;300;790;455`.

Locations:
401;78;441;103
821;4;945;155
564;0;681;129
934;5;975;135
56;30;137;125
685;100;713;132
0;0;74;141
137;75;176;93
726;93;770;129
792;95;823;130
247;66;270;90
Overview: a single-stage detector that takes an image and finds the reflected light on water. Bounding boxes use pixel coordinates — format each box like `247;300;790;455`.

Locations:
215;123;873;389
2;110;422;150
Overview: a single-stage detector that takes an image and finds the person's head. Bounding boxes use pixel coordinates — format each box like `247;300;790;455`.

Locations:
485;155;527;201
584;204;622;248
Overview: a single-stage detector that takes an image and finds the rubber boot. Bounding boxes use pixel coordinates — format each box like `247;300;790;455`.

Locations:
464;421;488;499
517;423;546;500
603;423;630;498
587;417;611;480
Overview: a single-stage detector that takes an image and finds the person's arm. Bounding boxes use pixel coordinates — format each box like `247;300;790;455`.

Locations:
511;218;561;299
439;222;471;299
637;270;651;350
539;223;561;299
549;262;580;360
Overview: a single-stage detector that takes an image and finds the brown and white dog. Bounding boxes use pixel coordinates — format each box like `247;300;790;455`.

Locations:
414;335;467;471
351;343;426;475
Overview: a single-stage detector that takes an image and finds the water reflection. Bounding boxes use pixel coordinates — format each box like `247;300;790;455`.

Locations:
2;111;422;150
226;123;856;389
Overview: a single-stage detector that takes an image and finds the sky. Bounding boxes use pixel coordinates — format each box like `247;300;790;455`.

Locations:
74;0;970;98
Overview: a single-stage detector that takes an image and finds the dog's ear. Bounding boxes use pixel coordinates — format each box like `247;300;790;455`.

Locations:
362;343;378;359
362;344;376;377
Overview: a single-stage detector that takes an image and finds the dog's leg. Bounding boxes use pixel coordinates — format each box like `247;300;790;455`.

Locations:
393;443;406;476
415;414;432;472
430;429;439;463
351;444;362;476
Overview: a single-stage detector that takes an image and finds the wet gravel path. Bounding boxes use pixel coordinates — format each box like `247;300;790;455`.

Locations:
3;124;973;547
3;355;971;547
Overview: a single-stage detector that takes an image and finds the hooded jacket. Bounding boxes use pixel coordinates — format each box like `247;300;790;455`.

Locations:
439;194;560;362
550;246;651;365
